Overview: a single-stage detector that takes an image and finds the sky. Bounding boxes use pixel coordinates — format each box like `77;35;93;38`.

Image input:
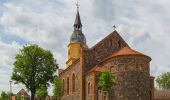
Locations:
0;0;170;95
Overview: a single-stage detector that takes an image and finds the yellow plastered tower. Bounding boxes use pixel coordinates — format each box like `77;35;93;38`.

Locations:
66;9;88;66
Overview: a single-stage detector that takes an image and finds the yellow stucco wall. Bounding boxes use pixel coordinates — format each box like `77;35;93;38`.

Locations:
66;42;87;66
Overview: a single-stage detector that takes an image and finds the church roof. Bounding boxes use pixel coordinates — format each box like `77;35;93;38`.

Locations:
154;90;170;99
101;46;151;63
59;59;80;76
112;46;146;56
87;66;105;74
90;30;129;50
91;66;104;72
70;31;86;44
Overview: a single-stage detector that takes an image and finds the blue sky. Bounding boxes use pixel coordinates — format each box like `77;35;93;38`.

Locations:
0;0;170;95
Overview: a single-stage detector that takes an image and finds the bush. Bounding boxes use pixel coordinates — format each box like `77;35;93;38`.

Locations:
1;91;9;100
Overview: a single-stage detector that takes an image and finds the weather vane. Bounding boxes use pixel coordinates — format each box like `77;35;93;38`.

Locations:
113;25;116;31
76;1;80;9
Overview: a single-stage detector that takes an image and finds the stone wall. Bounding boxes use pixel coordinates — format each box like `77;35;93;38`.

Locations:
101;56;152;100
85;73;95;100
59;61;81;100
102;56;150;74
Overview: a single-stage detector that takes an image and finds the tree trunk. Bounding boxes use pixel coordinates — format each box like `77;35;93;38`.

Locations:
31;94;34;100
108;91;109;100
31;90;35;100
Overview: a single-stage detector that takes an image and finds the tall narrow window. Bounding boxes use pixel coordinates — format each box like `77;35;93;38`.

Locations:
88;82;90;94
63;79;65;94
91;84;93;94
72;74;75;93
67;77;69;95
110;39;113;47
118;40;121;48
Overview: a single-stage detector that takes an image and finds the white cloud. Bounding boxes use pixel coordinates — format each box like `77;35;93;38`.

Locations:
0;0;170;95
0;40;23;93
90;0;170;77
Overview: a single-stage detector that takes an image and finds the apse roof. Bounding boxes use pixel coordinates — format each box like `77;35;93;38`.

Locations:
101;46;151;63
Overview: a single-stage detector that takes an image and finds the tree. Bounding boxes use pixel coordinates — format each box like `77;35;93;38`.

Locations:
98;71;116;100
15;95;22;100
1;91;8;100
7;92;14;100
53;77;63;99
11;44;58;100
36;85;48;100
156;72;170;90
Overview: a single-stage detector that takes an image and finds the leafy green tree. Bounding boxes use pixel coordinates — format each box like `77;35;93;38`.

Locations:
11;44;58;100
15;95;21;100
53;77;63;99
1;91;8;100
7;92;14;100
98;71;116;100
156;72;170;90
36;85;48;100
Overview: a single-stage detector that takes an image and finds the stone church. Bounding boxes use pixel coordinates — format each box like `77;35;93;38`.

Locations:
58;8;154;100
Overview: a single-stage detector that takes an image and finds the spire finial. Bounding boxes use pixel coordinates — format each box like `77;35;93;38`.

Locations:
74;1;82;31
76;1;80;10
113;25;117;31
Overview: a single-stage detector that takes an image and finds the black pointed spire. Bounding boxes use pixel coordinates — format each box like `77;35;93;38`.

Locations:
70;3;86;45
74;3;82;31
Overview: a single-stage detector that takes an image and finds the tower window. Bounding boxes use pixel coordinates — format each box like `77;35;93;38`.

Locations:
72;73;76;93
67;77;69;95
88;82;91;94
63;79;65;94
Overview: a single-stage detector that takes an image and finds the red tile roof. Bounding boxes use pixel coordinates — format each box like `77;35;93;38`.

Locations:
101;47;151;63
87;66;105;74
92;66;104;72
111;46;149;57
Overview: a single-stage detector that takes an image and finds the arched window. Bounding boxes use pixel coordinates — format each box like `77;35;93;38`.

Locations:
91;84;93;94
62;79;64;94
72;73;76;93
88;82;90;94
67;77;69;95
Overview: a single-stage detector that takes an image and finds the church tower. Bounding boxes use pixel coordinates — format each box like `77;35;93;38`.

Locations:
66;7;88;66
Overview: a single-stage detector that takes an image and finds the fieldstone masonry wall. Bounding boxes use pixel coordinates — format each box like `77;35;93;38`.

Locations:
101;56;152;100
115;72;150;100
